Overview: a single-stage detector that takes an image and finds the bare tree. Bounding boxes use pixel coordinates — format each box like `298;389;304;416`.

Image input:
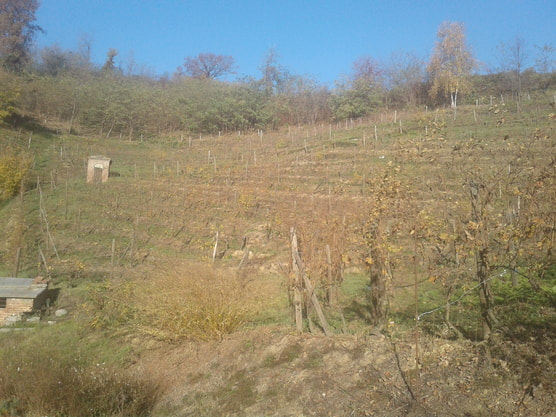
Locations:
352;56;382;85
102;48;118;72
259;47;290;94
386;51;426;107
183;53;235;79
496;36;529;98
534;43;555;74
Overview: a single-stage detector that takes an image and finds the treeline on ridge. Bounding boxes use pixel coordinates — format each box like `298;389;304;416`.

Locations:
0;33;554;137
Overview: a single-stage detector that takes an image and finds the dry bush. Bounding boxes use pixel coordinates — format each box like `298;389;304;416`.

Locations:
87;279;137;330
85;262;263;341
87;261;261;342
0;325;160;417
133;261;262;341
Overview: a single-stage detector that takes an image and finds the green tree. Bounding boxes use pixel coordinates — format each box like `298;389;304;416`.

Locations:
330;56;383;120
428;21;475;108
35;44;92;76
0;0;42;71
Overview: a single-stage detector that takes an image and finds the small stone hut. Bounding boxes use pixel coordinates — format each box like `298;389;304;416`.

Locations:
87;156;111;183
0;277;49;324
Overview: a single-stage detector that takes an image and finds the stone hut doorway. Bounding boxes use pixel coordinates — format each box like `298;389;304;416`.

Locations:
94;164;103;183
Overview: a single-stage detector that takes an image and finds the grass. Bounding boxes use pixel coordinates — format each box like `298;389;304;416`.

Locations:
492;273;556;332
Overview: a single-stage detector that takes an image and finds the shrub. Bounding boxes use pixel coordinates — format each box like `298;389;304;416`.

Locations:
0;69;19;123
87;279;137;330
87;261;262;341
134;262;262;341
0;148;31;201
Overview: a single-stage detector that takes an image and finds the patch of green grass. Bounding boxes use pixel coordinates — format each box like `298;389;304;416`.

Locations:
492;273;556;330
341;272;368;298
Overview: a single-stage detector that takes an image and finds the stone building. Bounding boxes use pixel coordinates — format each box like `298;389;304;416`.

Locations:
87;156;111;183
0;277;49;324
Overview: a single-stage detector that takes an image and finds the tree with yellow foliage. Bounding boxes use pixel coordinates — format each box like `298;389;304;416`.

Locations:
428;21;475;108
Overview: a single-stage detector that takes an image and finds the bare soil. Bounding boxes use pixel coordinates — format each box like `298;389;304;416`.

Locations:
134;326;555;417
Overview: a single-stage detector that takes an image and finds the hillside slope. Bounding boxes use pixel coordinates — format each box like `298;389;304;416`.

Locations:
136;326;554;417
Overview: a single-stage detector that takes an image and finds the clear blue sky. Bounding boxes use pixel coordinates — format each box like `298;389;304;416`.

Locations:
35;0;555;85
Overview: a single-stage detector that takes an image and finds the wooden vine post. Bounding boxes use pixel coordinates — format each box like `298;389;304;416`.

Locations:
290;228;303;333
290;227;331;336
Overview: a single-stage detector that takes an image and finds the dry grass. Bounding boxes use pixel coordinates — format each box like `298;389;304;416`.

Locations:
86;261;267;341
134;261;265;341
0;324;160;417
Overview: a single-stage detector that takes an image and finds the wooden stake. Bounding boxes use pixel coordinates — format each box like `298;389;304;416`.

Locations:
325;244;336;305
290;228;303;333
41;207;60;260
110;238;116;278
13;247;21;277
38;246;50;279
212;230;219;263
293;250;331;336
238;245;250;270
64;180;68;220
413;251;420;377
130;216;138;266
76;207;81;238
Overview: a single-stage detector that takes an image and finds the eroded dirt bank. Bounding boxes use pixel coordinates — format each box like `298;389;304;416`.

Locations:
134;326;554;417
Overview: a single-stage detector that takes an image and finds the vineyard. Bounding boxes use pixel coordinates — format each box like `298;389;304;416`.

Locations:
0;95;554;416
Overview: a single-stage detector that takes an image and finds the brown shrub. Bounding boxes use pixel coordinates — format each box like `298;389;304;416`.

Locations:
134;261;262;341
86;261;263;342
